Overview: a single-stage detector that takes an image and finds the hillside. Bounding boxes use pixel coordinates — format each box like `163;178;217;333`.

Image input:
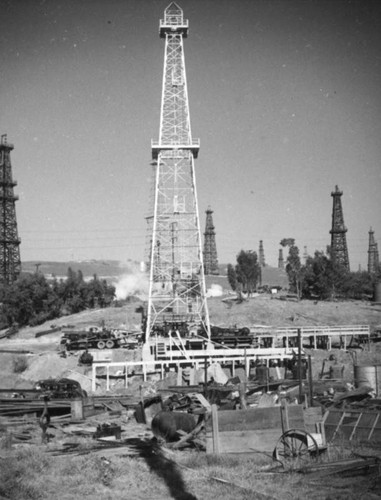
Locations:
0;296;380;392
2;295;380;344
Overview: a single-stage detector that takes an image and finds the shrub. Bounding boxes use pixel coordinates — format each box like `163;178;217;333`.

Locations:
13;355;28;373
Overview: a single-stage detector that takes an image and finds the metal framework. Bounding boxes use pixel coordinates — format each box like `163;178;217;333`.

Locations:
278;248;284;269
145;2;210;343
203;206;219;275
0;135;21;284
258;240;265;267
367;227;379;274
330;185;350;271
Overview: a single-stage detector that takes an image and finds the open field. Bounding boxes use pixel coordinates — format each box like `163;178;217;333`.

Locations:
1;296;381;499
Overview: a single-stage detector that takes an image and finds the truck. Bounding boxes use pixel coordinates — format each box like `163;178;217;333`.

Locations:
60;327;141;351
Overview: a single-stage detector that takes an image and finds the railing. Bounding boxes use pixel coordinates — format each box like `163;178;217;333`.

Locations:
91;348;295;392
151;139;200;149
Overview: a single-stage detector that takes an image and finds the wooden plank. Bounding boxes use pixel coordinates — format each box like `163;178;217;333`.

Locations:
304;406;323;434
206;404;304;432
368;413;379;441
206;429;280;454
191;393;212;412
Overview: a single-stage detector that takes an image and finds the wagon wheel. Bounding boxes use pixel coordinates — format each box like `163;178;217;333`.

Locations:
273;429;318;469
97;340;106;349
106;340;115;349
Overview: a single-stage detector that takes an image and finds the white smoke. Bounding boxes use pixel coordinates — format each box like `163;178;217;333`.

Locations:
115;269;149;300
206;284;223;297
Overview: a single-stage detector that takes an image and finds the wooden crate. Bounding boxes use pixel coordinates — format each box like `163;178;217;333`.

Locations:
206;403;305;454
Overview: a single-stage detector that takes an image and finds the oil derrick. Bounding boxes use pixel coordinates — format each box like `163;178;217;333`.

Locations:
303;246;308;264
258;240;265;267
203;207;219;275
278;248;284;269
145;3;210;343
0;135;21;284
368;227;379;274
330;185;350;271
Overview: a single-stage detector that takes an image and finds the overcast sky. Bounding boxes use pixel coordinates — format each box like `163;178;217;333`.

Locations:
1;0;380;270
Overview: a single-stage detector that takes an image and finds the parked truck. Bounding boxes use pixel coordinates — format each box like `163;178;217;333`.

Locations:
60;326;141;351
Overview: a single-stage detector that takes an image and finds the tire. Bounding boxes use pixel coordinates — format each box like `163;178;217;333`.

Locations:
240;327;250;336
106;340;115;349
97;340;106;349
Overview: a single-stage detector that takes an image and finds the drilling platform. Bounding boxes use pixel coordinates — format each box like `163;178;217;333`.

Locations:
144;2;211;358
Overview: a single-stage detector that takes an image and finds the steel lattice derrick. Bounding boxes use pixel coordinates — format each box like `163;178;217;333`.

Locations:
368;228;379;274
203;207;219;275
160;35;191;145
0;135;21;284
330;185;349;271
145;3;210;343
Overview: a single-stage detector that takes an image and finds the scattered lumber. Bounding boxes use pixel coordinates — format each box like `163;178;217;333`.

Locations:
301;456;380;478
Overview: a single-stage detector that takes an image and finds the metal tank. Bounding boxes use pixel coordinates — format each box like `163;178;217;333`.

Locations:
354;365;381;397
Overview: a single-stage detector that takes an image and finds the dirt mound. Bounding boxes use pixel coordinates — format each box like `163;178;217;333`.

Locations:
21;351;80;383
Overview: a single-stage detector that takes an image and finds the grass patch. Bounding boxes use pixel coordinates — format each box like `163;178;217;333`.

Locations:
1;440;380;500
12;355;28;373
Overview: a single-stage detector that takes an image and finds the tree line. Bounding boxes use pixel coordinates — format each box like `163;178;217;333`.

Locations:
0;268;115;329
227;238;380;301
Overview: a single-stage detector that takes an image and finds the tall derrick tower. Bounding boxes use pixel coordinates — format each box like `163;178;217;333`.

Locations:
368;227;379;274
203;206;219;275
258;240;265;267
278;248;284;269
145;3;210;343
0;135;21;284
330;185;350;271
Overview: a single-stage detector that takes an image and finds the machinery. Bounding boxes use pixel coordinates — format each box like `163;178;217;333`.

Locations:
60;327;141;351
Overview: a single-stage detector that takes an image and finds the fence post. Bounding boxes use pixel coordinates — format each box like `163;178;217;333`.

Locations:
211;404;220;454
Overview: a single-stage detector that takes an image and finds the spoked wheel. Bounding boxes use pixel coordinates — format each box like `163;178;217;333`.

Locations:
273;429;318;469
106;340;115;349
97;340;106;349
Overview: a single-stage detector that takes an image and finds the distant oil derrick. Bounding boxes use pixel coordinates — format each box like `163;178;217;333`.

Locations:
303;246;308;264
330;185;350;271
368;227;379;274
0;135;21;284
203;206;219;275
278;248;284;269
258;240;265;267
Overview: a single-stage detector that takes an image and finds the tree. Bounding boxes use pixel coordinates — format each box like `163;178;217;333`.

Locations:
302;251;341;300
227;263;237;291
234;250;260;296
301;250;373;301
0;273;60;327
280;238;303;299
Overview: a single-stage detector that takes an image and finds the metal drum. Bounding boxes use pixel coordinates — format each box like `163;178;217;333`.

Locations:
354;365;381;396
